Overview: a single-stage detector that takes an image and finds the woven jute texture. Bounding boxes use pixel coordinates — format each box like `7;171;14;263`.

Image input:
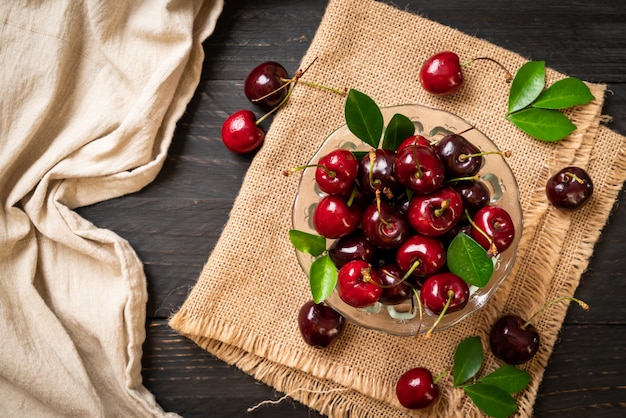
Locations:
170;0;626;416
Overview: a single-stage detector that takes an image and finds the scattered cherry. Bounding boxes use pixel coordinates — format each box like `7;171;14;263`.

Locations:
298;300;345;348
244;61;290;108
221;110;265;154
545;166;594;210
336;260;383;308
395;367;440;409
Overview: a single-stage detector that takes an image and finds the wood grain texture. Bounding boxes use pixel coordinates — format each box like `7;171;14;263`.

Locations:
76;0;626;416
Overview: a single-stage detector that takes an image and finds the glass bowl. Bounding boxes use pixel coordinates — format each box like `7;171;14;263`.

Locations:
292;104;523;336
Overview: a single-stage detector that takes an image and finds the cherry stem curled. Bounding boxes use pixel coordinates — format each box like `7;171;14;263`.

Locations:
523;297;589;329
461;57;513;83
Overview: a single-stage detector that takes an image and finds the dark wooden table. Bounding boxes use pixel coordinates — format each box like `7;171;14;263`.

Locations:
77;1;626;416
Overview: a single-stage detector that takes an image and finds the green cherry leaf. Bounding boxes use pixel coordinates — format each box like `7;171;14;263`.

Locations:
479;364;531;393
382;113;415;151
447;232;494;288
508;60;546;114
289;229;326;257
344;89;384;148
507;107;576;142
464;383;519;418
309;254;337;303
531;77;595;110
453;336;484;386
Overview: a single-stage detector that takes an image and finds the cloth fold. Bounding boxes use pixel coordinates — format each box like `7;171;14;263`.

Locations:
171;0;626;417
1;1;223;416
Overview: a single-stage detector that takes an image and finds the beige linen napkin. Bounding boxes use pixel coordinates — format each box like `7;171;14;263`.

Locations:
170;0;626;416
0;1;223;416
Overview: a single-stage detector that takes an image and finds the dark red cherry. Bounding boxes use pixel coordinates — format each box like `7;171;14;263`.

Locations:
361;201;411;250
545;166;594;210
419;51;464;96
357;149;401;198
376;263;413;305
244;61;289;108
434;134;482;178
397;135;432;151
396;235;446;278
221;110;265;154
328;230;377;269
315;149;359;195
471;205;515;254
407;186;463;237
420;272;469;315
489;314;540;365
394;145;445;195
312;195;360;239
395;367;440;409
336;260;383;308
452;180;490;216
297;300;346;349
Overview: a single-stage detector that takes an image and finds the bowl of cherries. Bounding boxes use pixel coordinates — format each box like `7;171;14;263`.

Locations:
289;89;523;337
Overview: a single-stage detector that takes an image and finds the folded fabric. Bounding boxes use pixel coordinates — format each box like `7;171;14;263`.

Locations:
0;1;223;416
170;0;626;416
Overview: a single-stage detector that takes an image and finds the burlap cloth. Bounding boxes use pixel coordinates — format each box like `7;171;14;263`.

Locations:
170;0;626;416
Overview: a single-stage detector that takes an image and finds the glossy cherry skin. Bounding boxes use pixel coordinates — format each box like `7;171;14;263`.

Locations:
394;145;445;195
337;260;383;308
434;134;482;178
221;110;265;154
545;166;594;210
328;230;377;269
315;149;359;195
420;272;469;315
489;314;540;365
408;186;463;237
452;180;490;216
396;235;446;278
361;201;411;250
471;205;516;253
297;300;345;349
419;51;464;96
376;263;413;305
358;149;401;198
397;135;432;151
313;195;360;239
395;367;440;409
244;61;289;108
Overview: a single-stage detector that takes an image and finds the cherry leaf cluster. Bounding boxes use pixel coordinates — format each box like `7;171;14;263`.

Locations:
289;230;336;303
506;60;595;142
453;336;531;418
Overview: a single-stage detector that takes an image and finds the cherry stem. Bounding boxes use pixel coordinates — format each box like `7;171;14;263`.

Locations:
412;145;424;179
424;290;454;340
282;164;335;178
564;171;587;184
411;287;424;336
279;77;347;96
433;370;449;385
375;189;393;228
445;174;480;183
434;199;450;217
458;150;512;162
461;57;513;83
523;297;590;329
465;208;498;257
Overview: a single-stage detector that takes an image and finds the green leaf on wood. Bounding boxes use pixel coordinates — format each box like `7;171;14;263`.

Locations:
382;113;415;151
479;364;531;393
453;336;484;386
289;229;326;257
464;383;519;418
507;107;576;142
344;89;384;148
309;254;337;303
447;232;494;288
531;77;595;109
508;61;546;114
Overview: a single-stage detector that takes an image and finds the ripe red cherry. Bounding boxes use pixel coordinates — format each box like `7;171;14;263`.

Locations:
312;195;360;239
395;235;446;278
407;186;464;237
315;149;359;195
434;134;482;178
376;263;413;305
420;272;469;315
394;145;445;195
244;61;289;108
397;135;432;151
328;230;377;269
297;300;345;349
221;110;265;154
361;201;411;250
471;205;515;254
337;260;383;308
395;367;440;409
489;314;540;365
419;51;464;96
452;180;490;216
545;166;594;210
357;149;401;198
